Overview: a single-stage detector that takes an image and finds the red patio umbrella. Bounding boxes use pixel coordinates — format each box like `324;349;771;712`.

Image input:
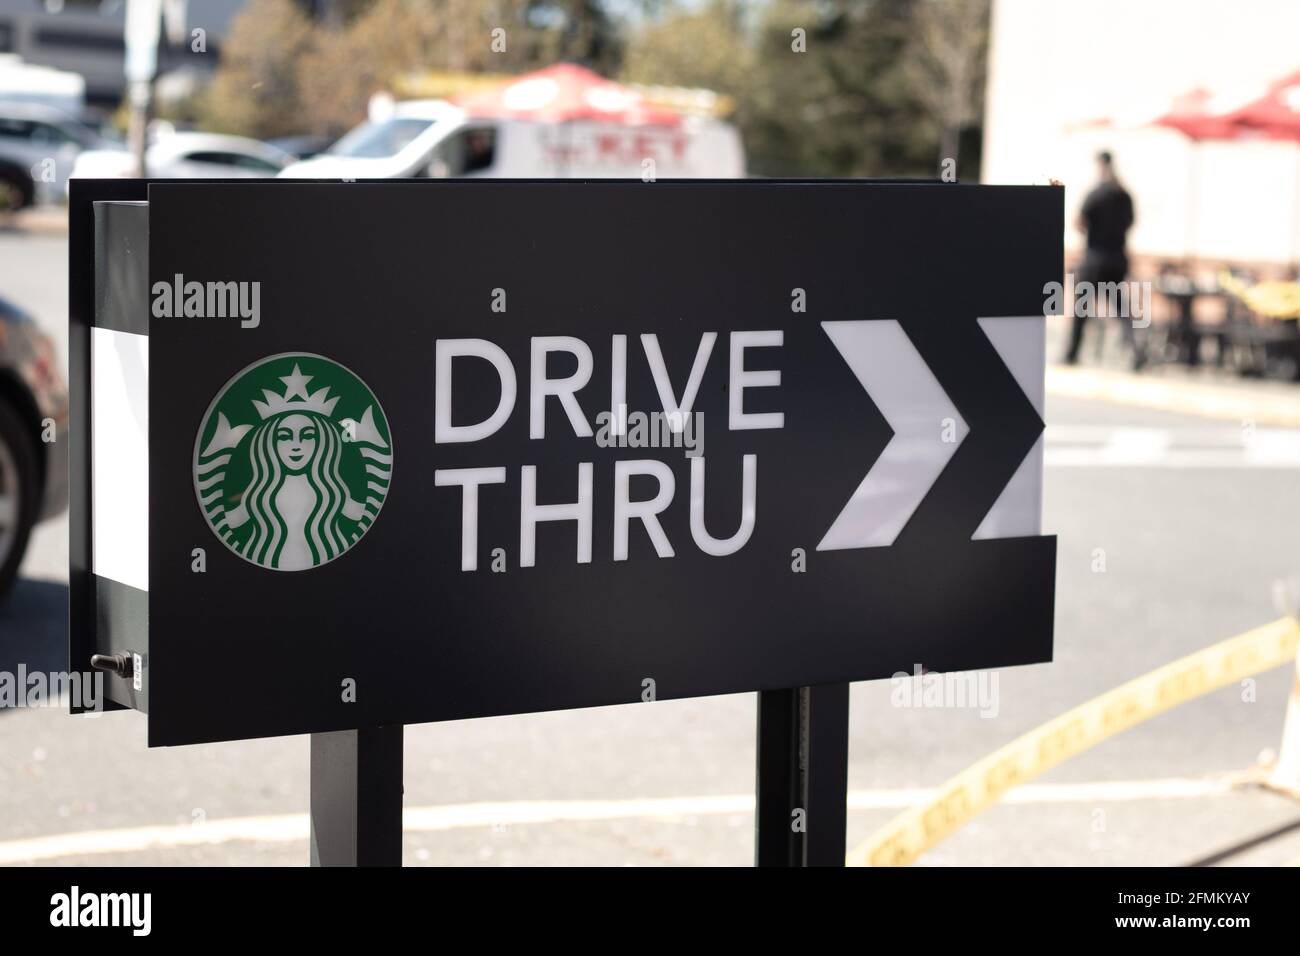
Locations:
1152;88;1243;141
451;63;681;128
1224;69;1300;140
1150;89;1241;262
1151;78;1300;263
1222;69;1300;262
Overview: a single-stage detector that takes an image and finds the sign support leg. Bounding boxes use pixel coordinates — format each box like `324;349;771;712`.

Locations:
755;684;849;866
309;725;404;866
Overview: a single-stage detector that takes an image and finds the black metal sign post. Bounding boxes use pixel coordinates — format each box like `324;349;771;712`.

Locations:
755;684;850;866
309;726;404;867
70;178;1060;867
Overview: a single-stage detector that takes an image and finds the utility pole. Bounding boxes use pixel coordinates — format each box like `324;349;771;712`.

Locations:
124;0;167;177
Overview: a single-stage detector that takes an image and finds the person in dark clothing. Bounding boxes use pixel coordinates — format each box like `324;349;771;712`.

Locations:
1065;151;1140;365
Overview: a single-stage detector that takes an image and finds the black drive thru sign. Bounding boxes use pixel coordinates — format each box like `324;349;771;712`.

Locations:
74;180;1060;746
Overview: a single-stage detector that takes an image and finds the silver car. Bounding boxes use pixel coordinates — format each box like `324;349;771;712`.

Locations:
0;102;111;210
0;295;68;600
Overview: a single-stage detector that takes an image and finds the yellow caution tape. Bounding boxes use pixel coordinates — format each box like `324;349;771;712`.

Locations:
847;617;1300;867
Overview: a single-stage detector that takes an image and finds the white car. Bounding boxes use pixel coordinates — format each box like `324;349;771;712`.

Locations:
71;132;294;183
281;99;465;180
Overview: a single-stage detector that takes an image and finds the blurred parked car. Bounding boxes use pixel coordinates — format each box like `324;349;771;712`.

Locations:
0;102;116;210
268;134;335;162
71;132;294;183
0;296;68;601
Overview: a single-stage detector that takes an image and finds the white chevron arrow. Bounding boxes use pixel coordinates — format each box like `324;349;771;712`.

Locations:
971;316;1045;540
817;320;968;550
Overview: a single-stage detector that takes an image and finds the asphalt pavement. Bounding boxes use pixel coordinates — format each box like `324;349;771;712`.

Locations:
2;228;1299;866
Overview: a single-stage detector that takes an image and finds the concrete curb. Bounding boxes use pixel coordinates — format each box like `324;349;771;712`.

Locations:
1048;363;1300;427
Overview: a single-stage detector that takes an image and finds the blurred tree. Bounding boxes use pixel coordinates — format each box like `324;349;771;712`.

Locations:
297;0;442;136
295;0;376;23
517;1;625;73
742;0;936;177
906;0;989;175
207;0;632;138
619;0;754;99
202;0;316;139
426;0;625;75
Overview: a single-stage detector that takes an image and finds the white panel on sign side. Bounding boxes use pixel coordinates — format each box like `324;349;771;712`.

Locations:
92;327;149;591
972;316;1044;540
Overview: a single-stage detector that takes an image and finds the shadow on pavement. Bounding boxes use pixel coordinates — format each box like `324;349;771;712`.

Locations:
0;577;69;680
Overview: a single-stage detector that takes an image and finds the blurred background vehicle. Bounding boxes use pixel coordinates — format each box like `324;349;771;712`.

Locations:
0;101;116;210
0;295;67;602
70;129;294;182
267;133;335;161
280;64;745;179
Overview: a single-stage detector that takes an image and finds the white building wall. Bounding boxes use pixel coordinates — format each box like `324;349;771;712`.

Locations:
983;0;1300;265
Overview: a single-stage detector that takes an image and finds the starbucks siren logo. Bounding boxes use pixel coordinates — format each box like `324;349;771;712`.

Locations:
194;353;393;570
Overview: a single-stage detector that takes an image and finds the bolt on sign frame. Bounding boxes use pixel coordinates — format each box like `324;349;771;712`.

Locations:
70;179;1061;865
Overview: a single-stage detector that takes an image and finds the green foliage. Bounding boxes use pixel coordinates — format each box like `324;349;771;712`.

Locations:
202;0;315;140
619;1;754;97
623;0;985;178
204;0;628;137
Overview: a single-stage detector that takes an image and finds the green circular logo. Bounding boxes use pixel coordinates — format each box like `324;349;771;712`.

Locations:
194;353;393;571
